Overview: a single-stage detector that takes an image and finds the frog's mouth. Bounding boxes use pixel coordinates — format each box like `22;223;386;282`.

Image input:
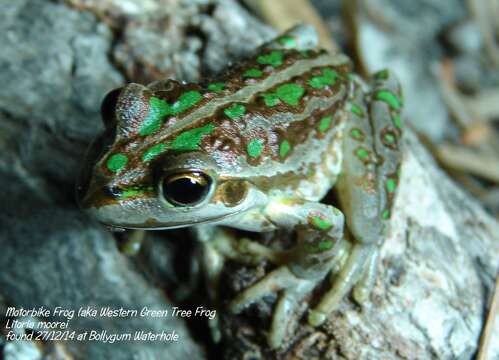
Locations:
102;211;246;231
83;199;248;231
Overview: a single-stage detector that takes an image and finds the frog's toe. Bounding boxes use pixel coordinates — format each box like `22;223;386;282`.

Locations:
229;266;290;314
268;280;317;348
229;265;317;348
237;238;286;265
268;289;300;348
352;249;379;305
309;244;375;326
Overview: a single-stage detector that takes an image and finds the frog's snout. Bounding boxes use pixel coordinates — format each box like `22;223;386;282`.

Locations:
77;184;122;227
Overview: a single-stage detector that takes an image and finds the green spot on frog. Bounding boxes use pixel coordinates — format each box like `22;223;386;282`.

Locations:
374;69;389;80
170;123;215;151
139;92;203;136
375;90;401;110
247;138;265;158
224;103;246;119
243;68;263;78
318;115;333;133
277;35;297;48
392;113;402;129
350;103;364;116
107;154;128;172
257;50;284;67
304;243;317;254
207;82;225;92
118;186;153;200
139;97;171;136
261;83;305;107
381;209;391;220
276;83;304;106
309;68;338;89
318;240;334;251
383;132;396;144
279;140;291;158
386;178;397;193
262;93;280;107
303;241;332;254
355;147;370;161
350;128;365;141
173;91;203;114
310;215;332;231
142;143;166;161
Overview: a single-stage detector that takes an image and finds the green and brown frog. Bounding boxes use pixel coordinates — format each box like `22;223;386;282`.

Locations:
77;24;403;348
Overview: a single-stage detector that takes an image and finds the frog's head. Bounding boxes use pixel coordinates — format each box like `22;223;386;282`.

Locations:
77;82;262;229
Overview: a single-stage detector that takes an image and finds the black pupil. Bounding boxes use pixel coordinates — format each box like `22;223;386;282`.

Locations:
163;173;210;206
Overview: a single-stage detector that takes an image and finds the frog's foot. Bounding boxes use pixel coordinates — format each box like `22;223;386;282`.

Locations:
236;237;292;265
308;244;378;326
210;230;289;266
229;266;319;349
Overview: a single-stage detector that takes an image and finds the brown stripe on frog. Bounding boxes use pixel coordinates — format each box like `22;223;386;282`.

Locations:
216;49;325;89
249;162;320;193
100;52;352;177
100;114;218;183
82;181;156;208
252;65;350;114
199;70;349;165
265;103;345;164
137;83;214;137
133;52;351;154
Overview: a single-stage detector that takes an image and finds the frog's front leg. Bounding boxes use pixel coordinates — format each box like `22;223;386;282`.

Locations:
194;225;290;342
309;70;403;325
229;198;345;348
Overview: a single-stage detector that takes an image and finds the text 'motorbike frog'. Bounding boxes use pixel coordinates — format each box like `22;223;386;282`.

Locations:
78;24;403;348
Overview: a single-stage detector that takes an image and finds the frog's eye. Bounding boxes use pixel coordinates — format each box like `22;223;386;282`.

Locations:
100;88;122;129
161;171;212;207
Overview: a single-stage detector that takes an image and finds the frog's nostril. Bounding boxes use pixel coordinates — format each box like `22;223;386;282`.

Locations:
104;186;122;198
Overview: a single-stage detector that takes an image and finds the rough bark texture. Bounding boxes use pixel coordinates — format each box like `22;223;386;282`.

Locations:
0;0;497;359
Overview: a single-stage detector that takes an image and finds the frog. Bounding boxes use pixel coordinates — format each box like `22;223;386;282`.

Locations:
77;24;403;349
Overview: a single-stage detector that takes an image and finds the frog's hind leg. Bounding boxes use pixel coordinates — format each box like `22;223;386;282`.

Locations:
309;70;403;325
193;225;289;342
264;24;318;51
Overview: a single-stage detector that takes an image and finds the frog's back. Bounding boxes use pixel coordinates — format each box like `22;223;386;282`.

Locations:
207;48;352;171
92;47;353;201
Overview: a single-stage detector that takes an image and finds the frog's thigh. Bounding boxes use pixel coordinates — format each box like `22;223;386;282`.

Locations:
308;244;375;326
230;266;315;349
230;199;344;347
310;71;403;324
338;71;402;244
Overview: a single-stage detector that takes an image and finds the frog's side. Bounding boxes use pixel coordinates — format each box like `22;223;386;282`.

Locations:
78;25;403;348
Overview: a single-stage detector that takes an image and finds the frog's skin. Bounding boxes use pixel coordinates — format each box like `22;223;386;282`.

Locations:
78;24;402;348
